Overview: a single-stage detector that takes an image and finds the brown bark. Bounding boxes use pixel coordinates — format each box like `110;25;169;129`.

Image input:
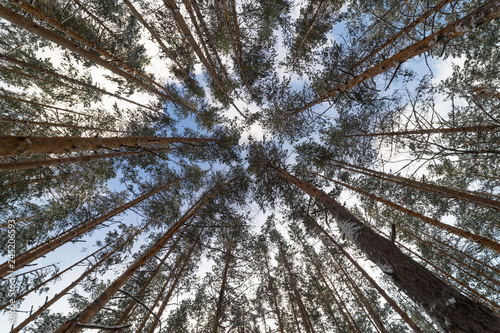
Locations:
350;0;454;73
309;171;500;254
0;177;185;278
0;135;216;157
344;125;500;138
55;178;234;332
10;218;154;333
285;1;500;120
326;160;500;210
294;0;327;57
0;4;199;116
0;117;131;134
268;163;500;332
115;230;186;325
0;55;157;112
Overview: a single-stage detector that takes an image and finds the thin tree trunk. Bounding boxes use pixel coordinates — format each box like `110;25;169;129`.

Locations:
264;254;285;333
0;135;216;157
212;241;234;333
147;229;203;333
55;178;234;332
115;230;187;325
285;1;500;120
10;219;154;333
276;237;315;333
310;171;500;253
268;163;500;332
0;4;200;116
121;0;193;82
0;117;131;134
344;125;500;138
325;160;500;210
0;55;158;112
0;149;176;171
0;177;185;278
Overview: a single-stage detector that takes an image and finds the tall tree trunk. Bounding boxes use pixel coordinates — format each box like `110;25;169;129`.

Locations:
344;125;500;138
0;135;216;157
0;55;158;112
308;171;500;253
0;117;131;134
10;219;154;332
324;160;500;210
115;229;187;325
0;4;200;116
212;241;234;333
276;236;315;333
285;1;500;120
268;162;500;332
55;178;234;332
147;229;203;333
264;254;285;333
0;177;185;278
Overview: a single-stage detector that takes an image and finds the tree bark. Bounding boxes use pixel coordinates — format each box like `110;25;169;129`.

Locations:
212;241;234;333
0;177;185;278
0;135;216;157
268;163;500;332
308;171;500;254
285;1;500;120
264;254;285;333
55;178;234;332
326;160;500;210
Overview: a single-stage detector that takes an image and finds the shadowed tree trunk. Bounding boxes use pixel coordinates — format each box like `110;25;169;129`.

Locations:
267;162;500;332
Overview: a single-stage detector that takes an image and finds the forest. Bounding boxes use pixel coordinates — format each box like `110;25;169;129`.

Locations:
0;0;499;332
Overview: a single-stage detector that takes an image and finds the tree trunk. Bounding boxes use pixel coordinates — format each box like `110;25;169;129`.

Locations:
276;236;315;333
0;4;199;115
0;177;185;278
268;163;500;332
55;178;234;332
325;160;500;210
212;241;234;333
285;1;500;120
344;125;500;138
0;55;158;112
309;171;500;254
0;135;216;157
10;219;154;332
264;254;285;333
0;117;131;134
